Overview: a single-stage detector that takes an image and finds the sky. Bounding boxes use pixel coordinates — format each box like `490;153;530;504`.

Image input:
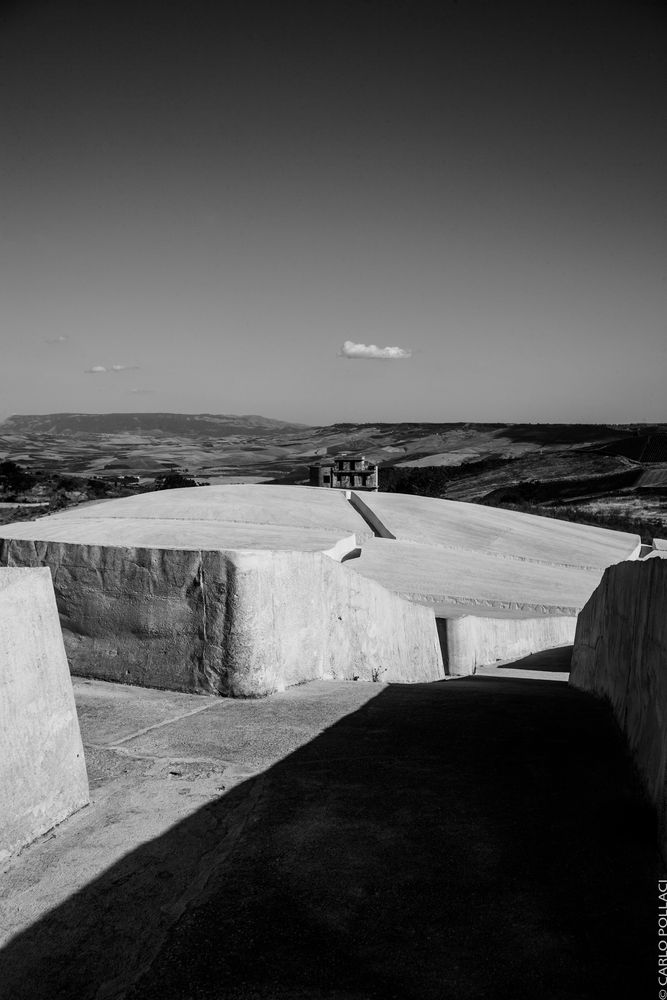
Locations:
0;0;665;425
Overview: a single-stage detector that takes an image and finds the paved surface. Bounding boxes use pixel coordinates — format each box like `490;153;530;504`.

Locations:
0;650;661;999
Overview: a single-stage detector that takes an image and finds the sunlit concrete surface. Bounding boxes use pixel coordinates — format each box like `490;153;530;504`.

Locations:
3;484;374;551
350;489;642;568
0;656;659;999
0;485;641;689
347;536;603;614
648;537;667;559
0;568;88;860
438;611;576;675
345;490;640;672
0;487;442;693
0;515;359;554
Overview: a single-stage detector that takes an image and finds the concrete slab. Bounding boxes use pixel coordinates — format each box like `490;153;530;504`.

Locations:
348;537;603;614
352;489;641;568
0;485;373;552
439;612;576;674
344;493;638;671
73;677;218;746
650;537;667;558
0;668;658;999
0;541;443;694
0;568;89;860
0;516;359;554
0;485;641;690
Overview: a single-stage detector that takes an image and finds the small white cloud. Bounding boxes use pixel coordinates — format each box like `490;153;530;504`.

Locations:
84;363;141;374
126;387;155;394
340;340;412;361
46;335;68;344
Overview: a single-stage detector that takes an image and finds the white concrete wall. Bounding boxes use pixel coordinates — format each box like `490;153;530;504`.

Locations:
0;568;89;860
649;538;667;559
0;540;444;696
438;614;576;675
570;559;667;852
223;549;444;695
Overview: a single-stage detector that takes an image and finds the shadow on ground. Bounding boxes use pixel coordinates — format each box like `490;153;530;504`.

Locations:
0;664;660;1000
499;645;574;672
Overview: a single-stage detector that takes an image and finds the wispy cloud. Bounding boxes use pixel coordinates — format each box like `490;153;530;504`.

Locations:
84;364;141;374
340;340;412;361
126;387;156;394
45;335;68;344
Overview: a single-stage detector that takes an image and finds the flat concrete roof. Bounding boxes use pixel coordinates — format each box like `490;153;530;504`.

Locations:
344;491;639;617
347;537;602;616
0;516;358;553
0;484;640;617
353;491;640;570
0;485;372;553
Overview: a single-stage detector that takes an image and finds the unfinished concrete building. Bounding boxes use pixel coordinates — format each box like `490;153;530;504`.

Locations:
309;455;378;490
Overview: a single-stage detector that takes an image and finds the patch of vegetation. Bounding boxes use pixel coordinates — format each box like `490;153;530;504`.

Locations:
379;457;515;496
477;469;639;506
153;469;200;490
0;462;149;521
0;460;36;496
265;465;311;485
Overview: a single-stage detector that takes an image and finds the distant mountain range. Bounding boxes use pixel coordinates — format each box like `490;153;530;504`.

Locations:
0;412;308;437
1;413;664;481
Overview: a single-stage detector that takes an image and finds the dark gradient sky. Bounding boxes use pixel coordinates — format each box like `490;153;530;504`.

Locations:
1;0;665;423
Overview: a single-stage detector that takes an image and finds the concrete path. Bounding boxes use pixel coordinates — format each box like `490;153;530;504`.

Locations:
0;651;660;999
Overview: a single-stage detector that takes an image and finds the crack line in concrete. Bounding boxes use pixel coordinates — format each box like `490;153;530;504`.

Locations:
95;700;222;748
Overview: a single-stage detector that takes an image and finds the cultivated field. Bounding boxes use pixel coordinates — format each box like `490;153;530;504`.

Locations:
1;413;665;537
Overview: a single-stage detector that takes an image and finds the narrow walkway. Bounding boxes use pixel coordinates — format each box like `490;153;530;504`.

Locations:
0;650;660;999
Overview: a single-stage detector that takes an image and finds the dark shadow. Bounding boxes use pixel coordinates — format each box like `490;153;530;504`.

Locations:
497;424;633;448
494;644;573;673
0;676;659;1000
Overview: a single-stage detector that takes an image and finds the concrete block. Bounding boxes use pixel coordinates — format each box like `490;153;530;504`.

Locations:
0;541;444;696
221;549;444;696
350;490;641;569
0;568;88;859
0;485;637;695
570;559;667;854
438;613;576;676
649;538;667;559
